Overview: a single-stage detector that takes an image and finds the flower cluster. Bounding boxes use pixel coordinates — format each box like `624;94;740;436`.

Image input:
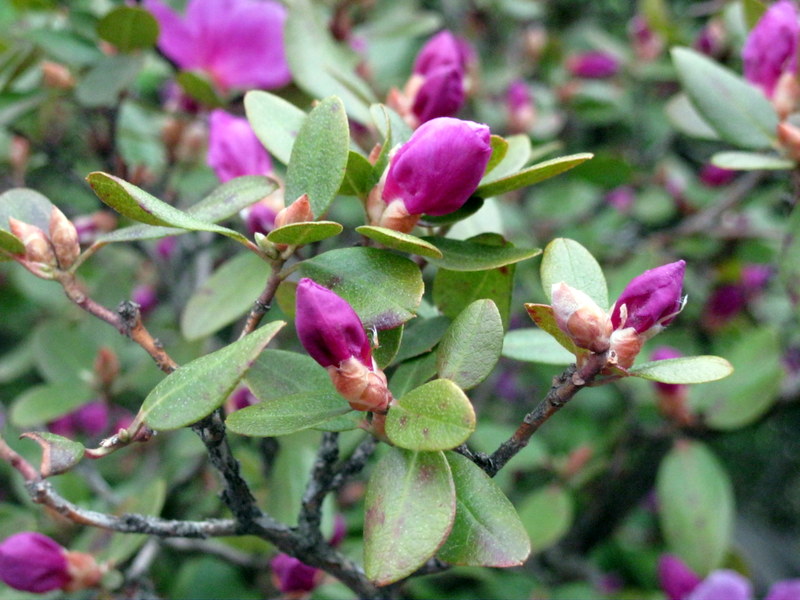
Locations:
551;261;686;368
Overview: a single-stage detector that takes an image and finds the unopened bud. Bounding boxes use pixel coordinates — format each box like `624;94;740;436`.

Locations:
372;197;420;234
10;136;29;183
608;327;643;369
551;282;612;353
778;121;800;161
8;217;56;266
773;72;800;119
329;357;392;413
274;194;313;229
41;61;75;90
94;347;120;389
49;207;80;269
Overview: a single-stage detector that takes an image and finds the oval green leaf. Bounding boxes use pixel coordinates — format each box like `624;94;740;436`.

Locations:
657;440;734;575
479;134;532;185
0;229;23;257
267;221;343;245
245;349;334;400
141;321;285;430
0;188;54;233
386;379;476;451
671;47;778;149
475;153;593;198
244;90;306;165
10;381;94;428
339;151;377;197
711;151;793;171
665;93;721;141
518;484;574;554
484;135;509;175
226;392;352;437
502;328;575;365
436;299;504;390
20;432;85;478
438;452;530;566
97;7;158;52
356;226;443;258
629;355;733;384
422;236;541;272
373;325;403;369
540;238;608;309
297;247;423;330
364;448;455;585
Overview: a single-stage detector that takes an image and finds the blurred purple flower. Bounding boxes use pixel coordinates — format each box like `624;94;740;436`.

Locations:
506;79;536;132
244;202;278;236
228;386;259;411
382;117;491;216
412;65;465;123
132;284;159;315
699;164;738;187
606;185;636;212
703;264;771;329
144;0;291;93
610;261;686;335
694;22;726;58
0;532;70;593
742;0;799;97
270;553;319;595
566;51;620;78
48;401;110;439
687;570;752;600
766;579;800;600
207;109;272;182
156;236;178;260
413;30;470;76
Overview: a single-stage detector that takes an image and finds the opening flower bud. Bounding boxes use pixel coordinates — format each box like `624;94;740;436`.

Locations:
551;282;611;353
8;217;56;267
49;207;80;269
0;532;71;593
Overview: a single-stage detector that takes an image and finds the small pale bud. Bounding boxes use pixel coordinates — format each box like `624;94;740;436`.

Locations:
329;358;392;413
608;327;643;369
551;282;611;353
41;61;75;90
63;551;103;592
94;347;120;389
274;194;313;229
778;121;800;161
8;217;56;266
773;71;800;119
49;207;80;269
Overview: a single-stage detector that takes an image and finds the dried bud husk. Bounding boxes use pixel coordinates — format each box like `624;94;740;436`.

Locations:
49;207;80;269
8;217;56;267
551;282;612;353
328;357;392;413
608;327;644;369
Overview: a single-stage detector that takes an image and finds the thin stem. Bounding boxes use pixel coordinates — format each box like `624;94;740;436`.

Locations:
239;259;286;339
298;432;340;545
0;435;38;481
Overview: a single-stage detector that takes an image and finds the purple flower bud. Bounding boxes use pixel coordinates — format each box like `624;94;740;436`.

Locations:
651;347;686;395
73;401;110;437
413;31;469;76
207;110;272;183
694;22;726;58
766;579;800;600
132;284;159;315
144;0;291;93
699;164;738;187
566;51;621;79
506;79;536;132
411;65;465;123
742;0;799;98
270;553;319;595
229;386;258;411
606;185;636;212
295;278;372;369
741;264;772;292
0;532;70;593
382;117;492;216
687;570;753;600
703;284;747;327
156;236;178;260
610;260;686;335
244;202;278;236
658;554;702;600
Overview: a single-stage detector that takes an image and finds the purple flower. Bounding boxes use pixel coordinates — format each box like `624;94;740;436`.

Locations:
270;553;319;595
606;185;636;212
610;260;686;335
207;110;272;182
244;202;278;236
0;532;70;593
411;65;465;123
686;570;752;600
413;30;469;76
566;51;621;78
766;579;800;600
699;164;737;187
228;386;258;411
144;0;291;93
48;401;110;439
506;79;536;132
295;279;372;370
132;284;159;315
382;117;491;216
742;0;799;97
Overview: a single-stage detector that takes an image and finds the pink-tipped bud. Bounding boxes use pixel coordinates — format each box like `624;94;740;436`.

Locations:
329;357;392;413
610;260;686;338
8;217;56;267
41;61;75;90
551;282;612;353
380;117;491;218
49;206;80;269
742;0;799;98
274;194;313;229
658;554;702;600
767;579;800;600
772;71;800;119
0;532;71;593
413;30;469;77
687;570;752;600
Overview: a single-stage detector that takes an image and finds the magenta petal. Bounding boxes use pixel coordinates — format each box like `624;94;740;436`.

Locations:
413;30;466;75
658;554;702;600
610;260;686;334
382;117;492;216
207;109;272;182
765;579;800;600
412;65;465;123
144;0;198;69
742;0;799;97
74;401;110;437
687;570;753;600
270;553;319;594
295;278;372;369
0;532;70;593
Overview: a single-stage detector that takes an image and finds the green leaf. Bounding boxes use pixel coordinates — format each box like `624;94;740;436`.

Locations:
339;151;377;197
671;47;778;149
417;196;485;227
97;176;277;244
540;238;608;308
371;103;413;147
390;353;439;398
364;448;455;585
176;71;223;108
665;94;721;141
742;0;768;29
438;452;530;566
484;135;509;175
141;322;284;430
97;7;158;52
86;172;248;244
0;188;54;233
475;153;593;198
479;134;531;185
244;91;307;165
437;300;504;390
502;328;575;365
432;233;516;328
0;228;23;257
657;440;734;575
298;247;423;330
629;356;733;383
518;484;574;554
181;252;270;341
267;221;343;245
20;432;85;478
386;379;476;451
245;349;333;399
373;325;403;369
117;101;166;171
99;479;167;564
285;0;376;123
10;381;94;428
422;236;541;271
524;304;582;357
284;96;350;218
711;151;793;171
75;54;143;108
356;226;443;259
32;321;97;384
226;392;352;437
395;316;450;363
694;328;783;430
